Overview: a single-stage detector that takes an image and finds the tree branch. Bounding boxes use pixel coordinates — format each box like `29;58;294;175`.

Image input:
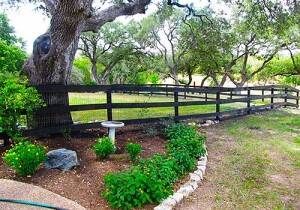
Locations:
166;0;212;24
83;0;151;32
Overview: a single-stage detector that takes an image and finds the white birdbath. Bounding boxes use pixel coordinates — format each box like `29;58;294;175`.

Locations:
101;121;125;145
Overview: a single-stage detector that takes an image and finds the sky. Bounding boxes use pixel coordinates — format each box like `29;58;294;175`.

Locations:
0;0;223;53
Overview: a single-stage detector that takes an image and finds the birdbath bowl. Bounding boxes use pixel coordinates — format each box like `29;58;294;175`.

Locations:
101;121;125;145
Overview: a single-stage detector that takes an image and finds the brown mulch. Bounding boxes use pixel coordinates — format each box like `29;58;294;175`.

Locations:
0;125;169;210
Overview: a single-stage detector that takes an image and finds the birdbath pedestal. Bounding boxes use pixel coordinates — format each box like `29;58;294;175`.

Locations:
101;121;125;145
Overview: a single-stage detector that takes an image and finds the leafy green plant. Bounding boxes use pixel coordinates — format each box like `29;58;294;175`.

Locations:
103;167;151;209
2;141;46;176
103;123;207;209
92;137;116;159
0;74;44;141
61;128;71;140
126;143;142;161
103;156;175;209
138;154;179;185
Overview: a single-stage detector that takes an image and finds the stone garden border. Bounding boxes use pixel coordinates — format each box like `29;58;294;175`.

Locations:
154;145;208;210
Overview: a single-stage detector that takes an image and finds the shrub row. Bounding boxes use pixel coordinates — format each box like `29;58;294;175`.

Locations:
103;123;206;209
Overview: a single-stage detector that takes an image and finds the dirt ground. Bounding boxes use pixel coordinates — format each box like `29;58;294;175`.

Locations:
0;124;169;210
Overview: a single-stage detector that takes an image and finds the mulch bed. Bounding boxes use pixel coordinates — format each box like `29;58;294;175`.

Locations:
0;124;171;210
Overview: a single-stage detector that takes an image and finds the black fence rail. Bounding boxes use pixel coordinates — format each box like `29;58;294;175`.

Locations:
21;84;299;137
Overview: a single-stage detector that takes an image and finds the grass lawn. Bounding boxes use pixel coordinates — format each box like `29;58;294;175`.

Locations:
177;108;300;210
69;92;247;122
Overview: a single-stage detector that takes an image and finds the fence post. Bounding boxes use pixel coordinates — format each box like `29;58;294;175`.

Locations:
284;87;288;107
174;91;179;122
262;90;265;102
216;91;220;120
247;89;251;114
150;84;153;96
166;84;168;97
205;92;208;102
297;91;299;109
230;90;233;99
271;87;274;109
106;90;112;121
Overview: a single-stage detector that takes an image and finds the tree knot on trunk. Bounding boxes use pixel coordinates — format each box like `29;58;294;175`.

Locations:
33;33;54;64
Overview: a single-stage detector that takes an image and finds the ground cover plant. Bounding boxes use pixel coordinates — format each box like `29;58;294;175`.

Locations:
102;123;206;209
176;108;300;210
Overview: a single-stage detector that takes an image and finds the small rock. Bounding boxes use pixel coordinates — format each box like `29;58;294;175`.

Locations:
190;173;201;182
45;148;80;171
206;120;215;125
170;192;184;203
200;123;210;127
199;156;208;161
184;180;198;190
197;165;206;175
74;121;83;125
177;185;194;197
198;161;207;166
161;197;176;207
154;204;172;210
194;169;203;180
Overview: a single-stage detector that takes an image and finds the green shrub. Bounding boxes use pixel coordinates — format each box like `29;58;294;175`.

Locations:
0;74;43;140
126;143;142;161
103;167;151;209
166;123;206;159
170;149;196;174
167;137;206;159
92;137;115;159
103;123;207;209
138;154;179;185
3;141;46;176
103;157;175;210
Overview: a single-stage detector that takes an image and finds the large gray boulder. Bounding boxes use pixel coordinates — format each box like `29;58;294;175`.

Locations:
45;148;80;171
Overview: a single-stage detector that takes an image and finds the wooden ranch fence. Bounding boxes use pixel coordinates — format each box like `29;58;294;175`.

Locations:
21;84;299;137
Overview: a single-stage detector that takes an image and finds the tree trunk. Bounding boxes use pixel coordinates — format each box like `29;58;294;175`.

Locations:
24;1;89;128
91;61;101;84
187;68;193;86
34;92;73;128
200;75;210;87
22;0;151;128
170;67;179;85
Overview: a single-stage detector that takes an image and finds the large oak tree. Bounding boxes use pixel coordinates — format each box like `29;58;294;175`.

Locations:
3;0;197;127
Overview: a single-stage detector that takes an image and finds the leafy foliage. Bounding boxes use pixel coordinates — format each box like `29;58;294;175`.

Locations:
92;137;116;159
73;58;95;85
0;74;43;140
3;141;46;176
0;40;26;74
125;143;142;162
103;123;206;209
0;13;24;46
